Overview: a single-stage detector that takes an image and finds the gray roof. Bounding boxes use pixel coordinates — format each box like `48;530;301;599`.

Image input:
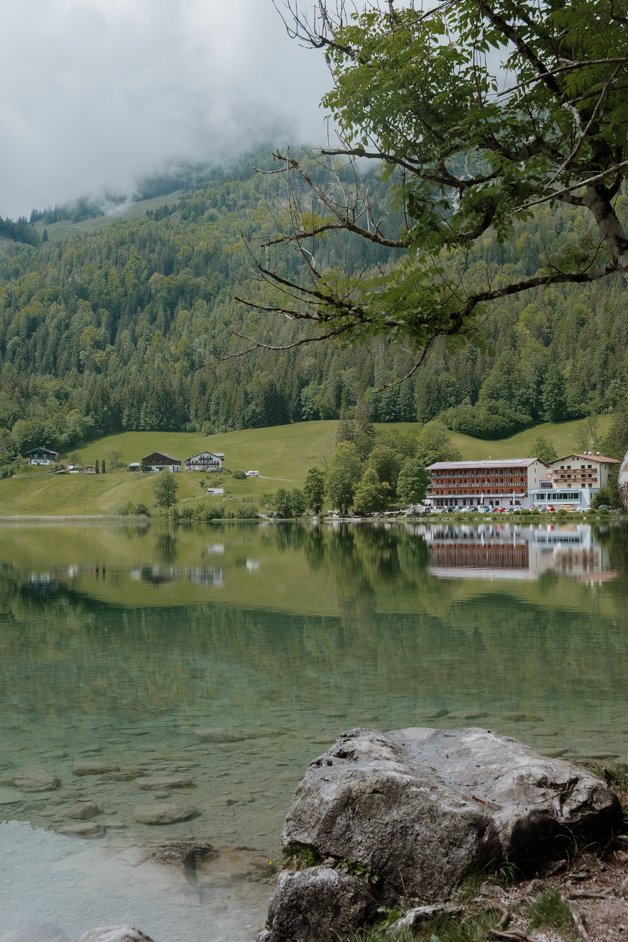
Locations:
427;458;544;470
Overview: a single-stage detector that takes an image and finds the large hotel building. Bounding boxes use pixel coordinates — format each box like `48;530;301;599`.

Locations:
426;458;548;510
426;454;619;510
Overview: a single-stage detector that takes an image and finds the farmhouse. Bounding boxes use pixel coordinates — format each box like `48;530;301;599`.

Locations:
139;452;181;473
185;451;224;472
426;458;549;510
25;447;60;466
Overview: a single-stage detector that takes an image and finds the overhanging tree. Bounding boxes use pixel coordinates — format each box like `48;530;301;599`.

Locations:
238;0;627;368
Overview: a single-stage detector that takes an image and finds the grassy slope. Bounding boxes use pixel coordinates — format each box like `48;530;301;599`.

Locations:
0;415;612;517
32;192;184;243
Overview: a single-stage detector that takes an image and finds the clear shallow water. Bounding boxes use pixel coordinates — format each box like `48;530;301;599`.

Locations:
0;519;626;939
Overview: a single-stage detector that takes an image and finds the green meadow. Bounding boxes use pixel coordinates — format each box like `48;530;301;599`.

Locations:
0;415;612;517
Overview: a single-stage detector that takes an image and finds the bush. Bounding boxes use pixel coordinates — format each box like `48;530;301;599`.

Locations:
441;401;533;439
192;503;225;522
120;501;150;517
233;469;247;479
225;502;259;519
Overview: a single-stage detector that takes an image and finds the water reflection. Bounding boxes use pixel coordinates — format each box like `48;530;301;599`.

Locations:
0;520;626;856
420;522;616;582
0;522;621;608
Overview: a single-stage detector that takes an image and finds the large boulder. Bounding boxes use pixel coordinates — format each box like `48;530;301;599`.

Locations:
260;727;622;941
619;449;628;512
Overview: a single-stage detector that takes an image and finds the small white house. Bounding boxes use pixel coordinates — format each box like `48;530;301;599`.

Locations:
206;487;224;496
245;470;260;477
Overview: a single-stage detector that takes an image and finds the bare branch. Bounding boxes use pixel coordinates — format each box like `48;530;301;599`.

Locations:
512;159;628;212
546;64;624;186
497;57;628;98
221;322;358;360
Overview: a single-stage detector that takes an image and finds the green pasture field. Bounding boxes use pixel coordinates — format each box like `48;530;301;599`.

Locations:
32;192;184;243
0;415;613;517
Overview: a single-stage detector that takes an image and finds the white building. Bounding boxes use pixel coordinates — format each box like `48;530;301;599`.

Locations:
529;453;619;509
426;458;548;510
185;451;224;472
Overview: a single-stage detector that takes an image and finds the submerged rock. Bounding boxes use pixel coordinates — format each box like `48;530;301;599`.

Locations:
71;763;120;777
0;787;24;805
135;776;194;791
65;802;101;820
75;930;155;942
59;822;104;838
133;803;198;825
192;727;264;743
261;727;623;942
11;769;59;792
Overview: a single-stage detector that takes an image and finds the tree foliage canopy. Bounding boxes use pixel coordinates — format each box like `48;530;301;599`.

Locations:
245;0;627;363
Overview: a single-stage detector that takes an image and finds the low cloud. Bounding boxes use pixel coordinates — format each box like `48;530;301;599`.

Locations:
0;0;331;217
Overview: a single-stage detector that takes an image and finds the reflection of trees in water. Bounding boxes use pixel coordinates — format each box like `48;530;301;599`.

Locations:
0;569;626;741
0;523;625;737
261;524;308;554
594;522;628;595
155;528;177;565
260;523;431;605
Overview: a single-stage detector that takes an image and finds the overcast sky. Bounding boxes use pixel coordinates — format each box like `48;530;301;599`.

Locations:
0;0;333;218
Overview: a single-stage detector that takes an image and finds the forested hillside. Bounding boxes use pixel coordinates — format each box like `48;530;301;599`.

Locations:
0;152;625;462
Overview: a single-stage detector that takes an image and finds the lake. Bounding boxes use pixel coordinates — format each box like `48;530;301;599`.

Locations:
0;519;626;940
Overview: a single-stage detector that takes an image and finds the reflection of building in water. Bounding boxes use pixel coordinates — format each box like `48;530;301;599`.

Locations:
185;567;224;587
422;524;615;583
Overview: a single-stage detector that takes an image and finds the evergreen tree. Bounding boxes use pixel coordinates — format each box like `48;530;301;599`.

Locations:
541;366;568;423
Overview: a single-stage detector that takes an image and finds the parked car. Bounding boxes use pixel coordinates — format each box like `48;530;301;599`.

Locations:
245;470;260;477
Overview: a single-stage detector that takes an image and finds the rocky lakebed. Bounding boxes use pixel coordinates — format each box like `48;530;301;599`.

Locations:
1;727;627;942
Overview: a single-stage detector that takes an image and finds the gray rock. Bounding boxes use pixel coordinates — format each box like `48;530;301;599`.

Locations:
262;727;623;941
11;769;59;792
0;787;24;805
65;802;101;820
260;866;376;942
619;450;628;513
71;763;120;776
135;776;193;790
133;803;198;825
75;930;155;942
59;822;104;838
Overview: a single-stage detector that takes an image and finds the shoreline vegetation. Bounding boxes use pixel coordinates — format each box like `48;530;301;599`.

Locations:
0;415;624;520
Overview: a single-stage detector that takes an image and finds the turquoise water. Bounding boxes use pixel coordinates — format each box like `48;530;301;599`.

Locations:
0;519;626;938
